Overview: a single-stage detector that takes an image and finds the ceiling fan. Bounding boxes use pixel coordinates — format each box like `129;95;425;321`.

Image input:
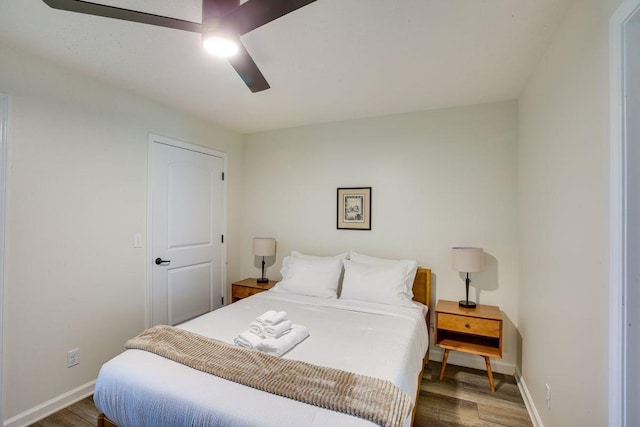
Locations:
41;0;317;92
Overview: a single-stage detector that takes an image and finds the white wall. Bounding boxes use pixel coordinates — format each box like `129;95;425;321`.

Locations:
0;41;243;421
242;101;520;372
624;6;640;425
517;0;622;425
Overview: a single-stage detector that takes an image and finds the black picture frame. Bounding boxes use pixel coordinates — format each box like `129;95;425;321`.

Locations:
337;187;371;230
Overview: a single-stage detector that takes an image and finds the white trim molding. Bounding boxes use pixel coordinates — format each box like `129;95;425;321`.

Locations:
515;370;544;427
3;381;95;427
610;1;640;426
0;92;9;427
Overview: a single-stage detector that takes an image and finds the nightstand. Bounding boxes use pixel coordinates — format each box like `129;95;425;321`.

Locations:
231;278;277;302
434;299;503;392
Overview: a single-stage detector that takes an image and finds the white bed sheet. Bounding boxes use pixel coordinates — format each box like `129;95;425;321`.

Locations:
94;291;429;427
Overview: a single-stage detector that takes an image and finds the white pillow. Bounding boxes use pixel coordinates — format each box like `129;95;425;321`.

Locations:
272;256;343;298
340;260;416;307
281;250;348;278
349;251;418;296
292;250;349;260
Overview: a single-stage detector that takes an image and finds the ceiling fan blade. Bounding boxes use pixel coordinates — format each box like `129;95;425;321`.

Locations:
227;41;270;93
202;0;241;20
222;0;317;35
42;0;201;33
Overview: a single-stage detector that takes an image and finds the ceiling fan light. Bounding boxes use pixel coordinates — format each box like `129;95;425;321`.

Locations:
202;34;239;58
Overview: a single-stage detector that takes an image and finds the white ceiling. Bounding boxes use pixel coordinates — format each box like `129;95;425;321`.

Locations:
0;0;570;133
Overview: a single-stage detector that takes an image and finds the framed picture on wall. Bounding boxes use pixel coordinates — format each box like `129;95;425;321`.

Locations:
337;187;371;230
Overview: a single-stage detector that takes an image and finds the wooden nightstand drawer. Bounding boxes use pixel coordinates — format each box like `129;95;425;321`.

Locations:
437;313;501;338
231;278;277;302
232;285;265;300
434;300;503;392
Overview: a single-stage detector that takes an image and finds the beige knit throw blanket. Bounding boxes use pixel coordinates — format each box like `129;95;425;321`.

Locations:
125;325;412;427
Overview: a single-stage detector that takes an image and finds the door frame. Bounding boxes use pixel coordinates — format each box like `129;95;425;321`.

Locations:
146;133;227;328
0;92;9;426
610;1;640;425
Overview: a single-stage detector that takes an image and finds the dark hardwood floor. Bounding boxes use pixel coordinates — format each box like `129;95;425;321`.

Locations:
30;361;532;427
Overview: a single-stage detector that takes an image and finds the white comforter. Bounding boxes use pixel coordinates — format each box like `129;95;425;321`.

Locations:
94;291;429;427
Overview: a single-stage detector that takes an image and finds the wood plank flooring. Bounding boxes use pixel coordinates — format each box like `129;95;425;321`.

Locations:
30;361;532;427
29;396;99;427
417;361;532;427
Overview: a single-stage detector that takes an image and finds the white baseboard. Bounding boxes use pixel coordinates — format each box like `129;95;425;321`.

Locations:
515;369;544;427
428;346;515;375
4;380;96;427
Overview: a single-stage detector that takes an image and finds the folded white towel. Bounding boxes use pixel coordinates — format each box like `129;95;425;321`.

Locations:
249;321;264;336
255;324;309;357
263;319;292;339
234;330;263;349
256;310;288;325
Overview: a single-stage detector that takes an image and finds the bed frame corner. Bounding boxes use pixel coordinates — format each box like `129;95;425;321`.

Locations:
98;413;117;427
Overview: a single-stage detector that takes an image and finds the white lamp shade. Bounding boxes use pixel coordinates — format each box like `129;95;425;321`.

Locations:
252;238;276;257
451;247;485;273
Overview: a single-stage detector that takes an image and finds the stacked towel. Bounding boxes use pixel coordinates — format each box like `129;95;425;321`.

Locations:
256;324;309;357
250;311;291;338
234;331;262;349
234;311;308;356
256;310;288;325
248;321;264;336
263;319;292;339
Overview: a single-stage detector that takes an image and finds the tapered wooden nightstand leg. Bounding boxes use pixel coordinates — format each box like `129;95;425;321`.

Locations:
439;349;450;380
485;356;495;392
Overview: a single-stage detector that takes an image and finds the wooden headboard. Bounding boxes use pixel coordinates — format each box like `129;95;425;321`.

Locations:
412;267;432;308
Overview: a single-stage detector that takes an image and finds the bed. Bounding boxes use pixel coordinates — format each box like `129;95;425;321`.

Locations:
94;253;431;427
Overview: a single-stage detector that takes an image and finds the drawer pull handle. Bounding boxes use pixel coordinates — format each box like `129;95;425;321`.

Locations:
465;323;471;329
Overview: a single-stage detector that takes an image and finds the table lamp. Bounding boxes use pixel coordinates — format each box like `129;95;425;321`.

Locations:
253;238;276;283
451;247;485;308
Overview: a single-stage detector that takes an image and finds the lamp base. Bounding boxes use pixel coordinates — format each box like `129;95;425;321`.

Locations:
256;277;269;283
459;300;477;309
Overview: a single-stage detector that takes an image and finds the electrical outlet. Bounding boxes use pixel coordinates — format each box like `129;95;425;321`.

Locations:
545;384;551;409
67;348;80;368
